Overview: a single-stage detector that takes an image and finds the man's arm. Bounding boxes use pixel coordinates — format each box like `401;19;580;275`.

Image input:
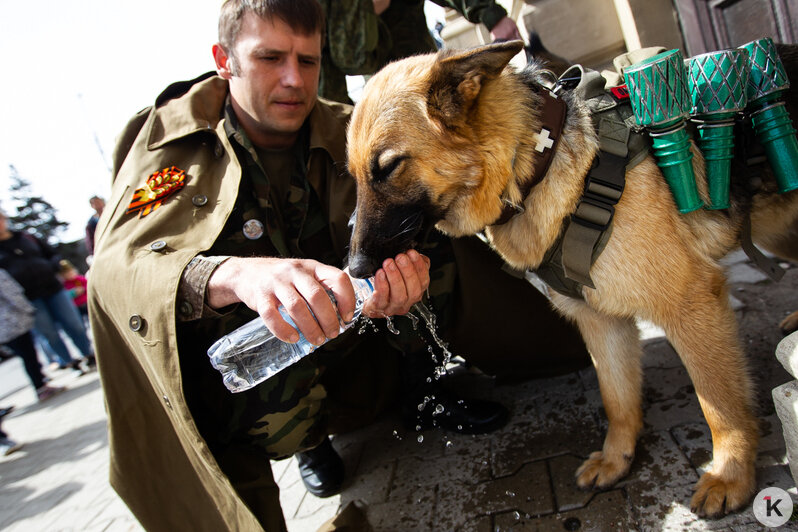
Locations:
207;251;430;345
432;0;522;41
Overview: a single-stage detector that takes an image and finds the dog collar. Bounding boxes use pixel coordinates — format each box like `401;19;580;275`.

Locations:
492;87;567;226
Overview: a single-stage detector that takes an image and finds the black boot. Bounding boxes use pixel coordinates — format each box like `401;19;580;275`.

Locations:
296;437;344;498
402;387;509;434
401;350;509;435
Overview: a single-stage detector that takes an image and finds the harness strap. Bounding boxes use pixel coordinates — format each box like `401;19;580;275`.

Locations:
492;88;567;226
740;213;785;281
561;151;626;288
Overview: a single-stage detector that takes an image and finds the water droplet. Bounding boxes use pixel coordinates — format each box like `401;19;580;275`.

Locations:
445;440;453;448
434;404;445;415
457;425;463;431
415;425;422;432
513;511;521;520
385;316;400;335
417;434;424;443
506;490;515;497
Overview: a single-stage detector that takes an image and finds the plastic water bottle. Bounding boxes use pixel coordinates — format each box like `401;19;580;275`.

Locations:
207;274;375;393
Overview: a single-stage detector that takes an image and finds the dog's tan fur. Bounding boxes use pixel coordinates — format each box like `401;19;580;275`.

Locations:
346;41;798;517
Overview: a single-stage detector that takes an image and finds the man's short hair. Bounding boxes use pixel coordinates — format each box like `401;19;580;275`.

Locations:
218;0;326;73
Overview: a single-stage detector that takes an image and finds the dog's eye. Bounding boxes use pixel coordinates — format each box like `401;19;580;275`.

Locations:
371;155;407;183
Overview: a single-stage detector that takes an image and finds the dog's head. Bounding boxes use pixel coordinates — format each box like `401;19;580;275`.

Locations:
346;41;525;278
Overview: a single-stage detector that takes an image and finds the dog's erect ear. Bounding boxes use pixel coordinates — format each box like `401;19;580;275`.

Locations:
428;40;524;126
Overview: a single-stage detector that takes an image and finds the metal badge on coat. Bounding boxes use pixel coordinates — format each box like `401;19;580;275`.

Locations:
243;219;265;240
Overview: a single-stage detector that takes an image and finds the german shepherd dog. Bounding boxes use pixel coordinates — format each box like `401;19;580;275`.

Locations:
346;40;798;517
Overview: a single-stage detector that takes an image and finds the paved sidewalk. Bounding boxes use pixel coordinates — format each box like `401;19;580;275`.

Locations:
1;250;797;531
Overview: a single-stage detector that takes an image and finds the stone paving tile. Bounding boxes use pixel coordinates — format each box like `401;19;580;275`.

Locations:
493;490;633;531
548;454;594;512
391;440;492;504
294;489;339;523
491;388;604;478
279;458;311;520
367;492;436;531
435;462;554;530
459;514;493;531
340;459;394;506
288;508;340;532
642;369;705;432
625;429;700;488
624;480;777;531
760;413;789;455
352;414;448;467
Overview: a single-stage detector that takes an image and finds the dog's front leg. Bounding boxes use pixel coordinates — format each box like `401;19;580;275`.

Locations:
661;285;758;517
554;297;643;490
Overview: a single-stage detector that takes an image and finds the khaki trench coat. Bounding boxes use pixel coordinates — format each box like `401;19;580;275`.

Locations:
88;74;355;531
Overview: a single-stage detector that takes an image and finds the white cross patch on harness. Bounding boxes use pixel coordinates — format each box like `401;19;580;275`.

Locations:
534;128;554;153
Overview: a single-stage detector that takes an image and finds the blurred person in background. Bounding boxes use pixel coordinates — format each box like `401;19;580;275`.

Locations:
0;211;96;373
0;268;66;402
318;0;522;104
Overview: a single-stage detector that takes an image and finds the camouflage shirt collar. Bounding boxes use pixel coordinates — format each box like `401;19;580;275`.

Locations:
221;94;347;160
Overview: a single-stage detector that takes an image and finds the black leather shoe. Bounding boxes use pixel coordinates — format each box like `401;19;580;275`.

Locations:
296;437;344;498
403;390;509;435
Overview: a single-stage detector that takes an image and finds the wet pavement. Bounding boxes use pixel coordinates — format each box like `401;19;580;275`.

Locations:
0;249;797;531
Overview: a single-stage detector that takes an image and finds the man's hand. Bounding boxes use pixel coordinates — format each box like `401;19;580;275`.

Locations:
208;257;355;346
206;251;431;345
490;16;522;42
363;249;430;318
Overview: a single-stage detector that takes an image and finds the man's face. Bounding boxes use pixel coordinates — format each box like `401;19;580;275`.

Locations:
221;13;321;149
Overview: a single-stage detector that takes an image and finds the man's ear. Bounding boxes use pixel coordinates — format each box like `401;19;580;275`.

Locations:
213;44;234;79
427;40;524;127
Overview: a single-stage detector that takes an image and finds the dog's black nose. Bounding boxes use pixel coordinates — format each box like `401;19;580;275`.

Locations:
348;252;379;279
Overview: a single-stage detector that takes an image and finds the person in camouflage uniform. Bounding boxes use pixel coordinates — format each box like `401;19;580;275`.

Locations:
318;0;522;104
88;1;525;530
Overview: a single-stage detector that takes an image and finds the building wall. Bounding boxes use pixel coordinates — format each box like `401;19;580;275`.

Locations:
440;0;684;72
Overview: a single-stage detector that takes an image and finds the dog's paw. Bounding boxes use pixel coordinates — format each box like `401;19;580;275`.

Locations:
780;310;798;335
575;451;632;490
690;471;755;517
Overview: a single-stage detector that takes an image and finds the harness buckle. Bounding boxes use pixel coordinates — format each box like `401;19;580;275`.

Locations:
571;153;625;231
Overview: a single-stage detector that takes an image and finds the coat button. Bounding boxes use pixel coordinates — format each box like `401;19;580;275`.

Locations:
192;194;208;207
178;300;193;317
129;315;143;332
150;240;167;252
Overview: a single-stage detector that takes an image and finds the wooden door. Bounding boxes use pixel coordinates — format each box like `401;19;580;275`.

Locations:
673;0;798;55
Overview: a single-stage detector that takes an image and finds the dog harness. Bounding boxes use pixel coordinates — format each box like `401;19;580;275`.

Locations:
496;66;649;300
495;65;785;301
